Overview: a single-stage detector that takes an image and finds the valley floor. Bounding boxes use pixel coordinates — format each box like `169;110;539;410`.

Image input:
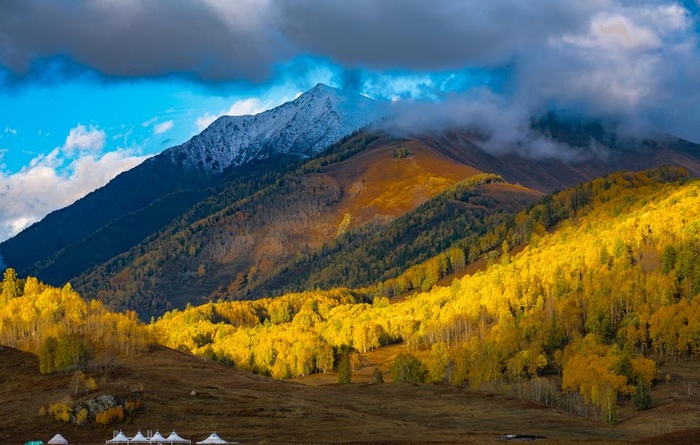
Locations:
2;346;700;444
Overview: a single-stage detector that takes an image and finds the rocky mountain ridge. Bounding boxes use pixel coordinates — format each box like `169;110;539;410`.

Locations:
167;83;385;173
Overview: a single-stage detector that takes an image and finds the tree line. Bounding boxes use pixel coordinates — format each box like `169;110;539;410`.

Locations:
0;269;150;373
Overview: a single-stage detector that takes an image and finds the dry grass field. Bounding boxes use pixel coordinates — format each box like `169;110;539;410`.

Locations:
3;344;700;445
320;139;482;231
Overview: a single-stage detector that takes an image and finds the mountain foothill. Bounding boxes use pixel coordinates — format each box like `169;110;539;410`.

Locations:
3;84;700;443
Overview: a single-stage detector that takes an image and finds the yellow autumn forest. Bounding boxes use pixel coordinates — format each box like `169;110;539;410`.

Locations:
2;167;700;424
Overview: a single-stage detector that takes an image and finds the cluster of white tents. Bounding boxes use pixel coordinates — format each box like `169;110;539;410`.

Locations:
47;434;68;445
194;433;233;444
42;431;236;445
106;431;236;445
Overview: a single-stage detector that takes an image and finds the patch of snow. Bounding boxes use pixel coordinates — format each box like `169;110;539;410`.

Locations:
166;84;386;174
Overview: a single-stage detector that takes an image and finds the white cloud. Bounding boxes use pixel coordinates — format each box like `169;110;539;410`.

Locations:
385;91;586;162
383;3;700;157
228;98;272;115
63;123;106;155
141;116;158;127
4;127;17;135
515;2;699;136
558;14;660;50
154;120;174;134
195;97;273;131
554;5;690;53
0;124;150;241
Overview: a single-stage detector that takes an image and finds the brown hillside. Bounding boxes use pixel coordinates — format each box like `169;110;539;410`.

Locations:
4;345;700;444
279;137;483;251
322;138;481;228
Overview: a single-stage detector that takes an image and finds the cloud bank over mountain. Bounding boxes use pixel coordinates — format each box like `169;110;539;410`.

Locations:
2;1;698;141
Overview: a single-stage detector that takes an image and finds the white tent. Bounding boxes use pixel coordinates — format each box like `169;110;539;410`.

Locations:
150;431;167;443
106;431;130;444
195;433;236;445
130;431;150;443
47;434;68;445
165;431;190;444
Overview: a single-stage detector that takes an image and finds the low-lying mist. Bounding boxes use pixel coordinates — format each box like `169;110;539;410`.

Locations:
379;91;664;164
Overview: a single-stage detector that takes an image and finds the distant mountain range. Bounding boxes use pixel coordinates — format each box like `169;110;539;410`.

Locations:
2;84;700;319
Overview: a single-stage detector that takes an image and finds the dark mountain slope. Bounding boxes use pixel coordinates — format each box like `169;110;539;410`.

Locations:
0;156;211;282
20;153;310;287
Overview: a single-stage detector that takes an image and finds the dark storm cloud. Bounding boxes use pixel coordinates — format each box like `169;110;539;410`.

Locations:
1;0;699;142
0;0;289;82
0;0;597;82
274;0;593;70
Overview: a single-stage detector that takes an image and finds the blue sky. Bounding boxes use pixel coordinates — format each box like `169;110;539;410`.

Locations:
1;0;700;241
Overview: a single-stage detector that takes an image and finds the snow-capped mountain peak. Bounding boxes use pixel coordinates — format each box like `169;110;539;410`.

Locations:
166;84;386;174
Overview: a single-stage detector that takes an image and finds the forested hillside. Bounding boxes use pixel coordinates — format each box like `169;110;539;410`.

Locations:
151;166;699;422
2;166;700;427
250;174;540;297
0;269;150;368
73;133;383;317
73;132;501;318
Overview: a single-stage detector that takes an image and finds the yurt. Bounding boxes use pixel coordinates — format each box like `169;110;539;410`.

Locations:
165;431;191;444
130;431;150;443
196;433;236;445
106;431;130;444
149;431;167;443
47;434;68;445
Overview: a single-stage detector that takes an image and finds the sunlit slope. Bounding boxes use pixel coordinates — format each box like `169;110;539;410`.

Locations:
156;167;695;372
323;138;481;223
276;137;485;258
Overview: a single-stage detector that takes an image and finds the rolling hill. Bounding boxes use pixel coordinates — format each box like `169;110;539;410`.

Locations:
145;166;700;435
